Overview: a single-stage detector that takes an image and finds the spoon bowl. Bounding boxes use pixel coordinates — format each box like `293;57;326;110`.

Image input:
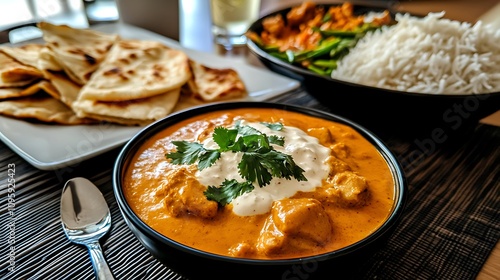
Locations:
61;177;114;280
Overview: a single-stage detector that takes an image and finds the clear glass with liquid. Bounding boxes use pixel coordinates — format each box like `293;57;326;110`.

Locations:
210;0;261;48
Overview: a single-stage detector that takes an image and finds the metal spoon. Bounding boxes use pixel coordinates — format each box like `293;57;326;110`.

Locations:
60;177;115;280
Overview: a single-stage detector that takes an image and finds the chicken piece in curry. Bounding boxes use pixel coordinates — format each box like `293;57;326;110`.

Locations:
255;198;333;256
161;166;218;218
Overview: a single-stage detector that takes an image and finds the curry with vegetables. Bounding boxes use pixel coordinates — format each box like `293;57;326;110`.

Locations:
123;108;396;259
247;1;392;76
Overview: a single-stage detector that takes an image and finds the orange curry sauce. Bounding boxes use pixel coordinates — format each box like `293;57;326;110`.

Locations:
123;108;395;260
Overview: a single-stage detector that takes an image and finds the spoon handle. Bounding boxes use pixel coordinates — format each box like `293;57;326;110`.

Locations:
87;241;115;280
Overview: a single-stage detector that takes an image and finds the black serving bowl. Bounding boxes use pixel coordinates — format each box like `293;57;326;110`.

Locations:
113;101;407;280
246;3;500;137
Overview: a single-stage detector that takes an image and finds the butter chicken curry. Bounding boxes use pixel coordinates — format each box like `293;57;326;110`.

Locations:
123;108;395;259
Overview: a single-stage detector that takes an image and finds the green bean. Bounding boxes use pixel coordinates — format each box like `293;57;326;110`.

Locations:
307;64;329;75
283;37;341;63
312;59;337;68
308;65;335;76
329;38;356;58
318;29;359;37
317;23;379;37
303;38;341;60
269;52;288;61
263;45;280;52
284;49;311;63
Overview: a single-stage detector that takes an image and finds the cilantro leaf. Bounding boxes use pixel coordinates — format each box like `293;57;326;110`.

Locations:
239;153;273;187
241;134;271;151
228;136;247;152
166;141;205;165
239;150;306;186
268;135;284;146
204;179;254;206
237;123;284;147
212;127;237;151
166;141;220;170
237;124;261;136
197;150;221;170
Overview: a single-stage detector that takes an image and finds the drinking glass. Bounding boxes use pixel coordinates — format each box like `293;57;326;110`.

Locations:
210;0;261;49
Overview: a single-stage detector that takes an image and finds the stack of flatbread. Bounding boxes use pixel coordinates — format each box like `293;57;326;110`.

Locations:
0;22;248;126
0;42;96;125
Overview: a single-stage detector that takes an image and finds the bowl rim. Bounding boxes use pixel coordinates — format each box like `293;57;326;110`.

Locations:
246;2;500;98
112;101;408;265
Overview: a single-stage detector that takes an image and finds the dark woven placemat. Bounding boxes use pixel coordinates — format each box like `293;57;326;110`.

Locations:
360;124;500;280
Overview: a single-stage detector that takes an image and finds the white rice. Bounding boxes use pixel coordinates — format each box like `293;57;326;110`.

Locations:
330;12;500;94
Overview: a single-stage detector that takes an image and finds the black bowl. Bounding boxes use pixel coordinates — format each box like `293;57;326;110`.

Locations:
113;101;407;279
246;3;500;137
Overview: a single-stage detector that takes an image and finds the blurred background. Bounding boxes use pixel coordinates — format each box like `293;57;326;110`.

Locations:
1;0;499;44
0;0;118;43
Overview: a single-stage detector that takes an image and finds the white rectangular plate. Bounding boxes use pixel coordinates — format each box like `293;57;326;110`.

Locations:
0;23;300;170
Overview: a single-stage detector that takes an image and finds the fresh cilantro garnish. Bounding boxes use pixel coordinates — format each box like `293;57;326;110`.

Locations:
204;179;254;206
240;150;306;187
165;122;307;206
167;141;220;170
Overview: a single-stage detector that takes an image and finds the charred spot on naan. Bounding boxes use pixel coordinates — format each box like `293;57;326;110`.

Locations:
200;67;245;97
66;47;99;67
101;66;138;82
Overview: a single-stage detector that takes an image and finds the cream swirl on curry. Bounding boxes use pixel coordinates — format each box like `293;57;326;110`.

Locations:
196;120;331;216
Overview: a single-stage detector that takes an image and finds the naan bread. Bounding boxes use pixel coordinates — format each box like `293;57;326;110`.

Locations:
0;95;96;125
0;88;24;99
37;22;118;85
0;51;43;87
0;24;247;127
42;70;82;107
0;43;44;69
72;88;181;126
183;60;247;101
38;46;62;71
0;80;49;99
77;39;191;102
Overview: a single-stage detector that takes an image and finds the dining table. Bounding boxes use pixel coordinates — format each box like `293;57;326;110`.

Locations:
0;0;499;279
